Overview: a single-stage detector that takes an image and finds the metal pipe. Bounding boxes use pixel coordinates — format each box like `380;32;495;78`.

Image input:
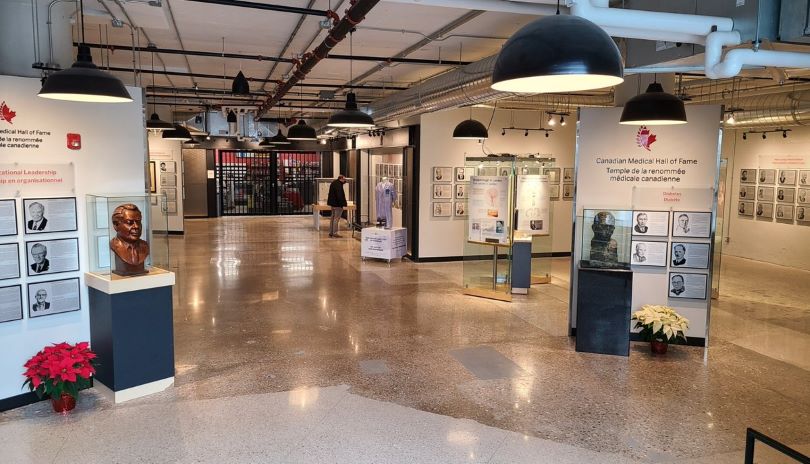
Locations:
258;0;321;93
256;0;382;118
76;42;469;66
185;0;329;16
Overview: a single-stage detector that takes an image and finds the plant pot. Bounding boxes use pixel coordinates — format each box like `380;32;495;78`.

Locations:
650;340;668;355
51;393;76;413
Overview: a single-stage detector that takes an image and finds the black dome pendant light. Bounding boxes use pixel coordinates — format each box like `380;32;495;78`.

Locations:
146;50;173;132
491;1;623;94
39;0;132;103
162;92;191;141
619;82;687;125
453;106;489;140
270;105;291;145
328;30;375;128
287;84;317;141
232;71;250;95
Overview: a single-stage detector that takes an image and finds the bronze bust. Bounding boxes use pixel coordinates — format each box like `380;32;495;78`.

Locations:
110;203;150;276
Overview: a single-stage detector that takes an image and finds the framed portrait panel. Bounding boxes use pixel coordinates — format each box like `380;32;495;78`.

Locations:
433;184;452;199
0;199;18;236
149;161;157;194
543;167;561;184
562;183;574;200
0;243;21;280
162;188;178;201
455;184;468;199
671;211;711;238
455;167;468;183
562;168;574;183
799;170;810;187
432;202;452;217
797;206;810;222
758;169;776;184
158;160;176;173
738;201;755;217
549;184;560;200
433;167;452;183
668;272;708;300
631;210;669;237
740;168;756;184
498;167;512;177
0;284;23;323
25;238;80;277
756;202;774;219
739;185;755;200
160;174;177;187
22;197;78;235
798;188;810;205
776;187;795;203
778;169;797;186
670;242;710;269
454;201;467;217
757;186;774;201
27;277;81;318
775;204;794;220
630;240;667;267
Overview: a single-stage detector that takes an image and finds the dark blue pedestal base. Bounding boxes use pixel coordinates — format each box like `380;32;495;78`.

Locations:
575;268;633;356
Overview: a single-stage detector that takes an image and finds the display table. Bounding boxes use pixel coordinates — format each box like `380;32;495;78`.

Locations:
361;227;407;262
86;268;175;403
311;203;356;231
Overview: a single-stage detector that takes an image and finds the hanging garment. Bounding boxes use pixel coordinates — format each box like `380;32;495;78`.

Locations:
375;180;397;229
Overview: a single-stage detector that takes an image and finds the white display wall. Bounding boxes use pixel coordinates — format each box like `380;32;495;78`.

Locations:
418;107;576;259
148;133;185;233
0;76;146;401
721;128;810;271
572;105;722;342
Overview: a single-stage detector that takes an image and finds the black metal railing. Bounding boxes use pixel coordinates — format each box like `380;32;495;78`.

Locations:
745;428;810;464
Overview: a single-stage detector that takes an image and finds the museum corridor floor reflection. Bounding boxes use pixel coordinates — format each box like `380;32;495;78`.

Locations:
3;216;808;463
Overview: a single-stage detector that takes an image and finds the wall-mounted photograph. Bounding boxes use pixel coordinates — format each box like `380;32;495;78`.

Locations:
23;198;78;235
671;211;711;238
0;243;20;280
0;200;18;236
433;184;452;199
740;168;755;184
776;204;794;220
739;185;755;200
776;187;795;203
630;240;667;267
756;202;774;219
738;200;755;217
758;169;776;184
778;169;797;186
668;272;708;300
27;277;81;318
670;242;710;269
757;187;774;202
631;210;670;237
543;167;561;184
0;284;23;323
25;238;80;277
432;202;452;217
433;166;452;183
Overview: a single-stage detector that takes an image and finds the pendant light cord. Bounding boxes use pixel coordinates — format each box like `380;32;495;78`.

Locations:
349;29;354;90
556;0;560;15
150;51;156;114
79;0;86;44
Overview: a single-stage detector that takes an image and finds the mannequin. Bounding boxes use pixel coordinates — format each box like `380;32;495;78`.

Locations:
375;177;397;229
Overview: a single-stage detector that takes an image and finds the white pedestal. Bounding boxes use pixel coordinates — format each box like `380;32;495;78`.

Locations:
361;227;407;262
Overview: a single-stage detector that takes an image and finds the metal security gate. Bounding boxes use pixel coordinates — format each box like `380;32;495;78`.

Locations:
218;151;321;216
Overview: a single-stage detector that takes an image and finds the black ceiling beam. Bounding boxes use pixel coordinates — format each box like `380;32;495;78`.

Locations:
150;101;332;112
32;64;408;90
78;42;470;66
184;0;329;16
148;93;372;104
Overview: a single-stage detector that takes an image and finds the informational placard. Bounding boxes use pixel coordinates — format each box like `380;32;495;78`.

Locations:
432;184;452;199
778;169;797;185
22;197;77;234
630;240;667;267
468;176;510;244
515;175;550;235
671;211;711;238
158;161;176;173
0;164;75;197
776;204;794;220
360;227;407;260
668;272;707;300
0;285;23;323
0;200;17;236
739;185;755;200
758;169;776;184
25;238;79;276
756;202;774;219
800;171;810;186
27;277;81;318
670;242;710;269
0;243;21;280
757;186;774;201
738;200;754;216
776;187;795;203
432;167;452;182
631;210;669;236
740;168;755;184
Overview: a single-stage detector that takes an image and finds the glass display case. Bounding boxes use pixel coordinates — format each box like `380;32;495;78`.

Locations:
368;154;405;228
514;156;556;284
579;209;632;270
314;177;355;205
86;194;169;276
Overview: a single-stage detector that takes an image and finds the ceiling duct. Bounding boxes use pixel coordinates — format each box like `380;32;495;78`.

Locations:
725;92;810;128
367;54;614;123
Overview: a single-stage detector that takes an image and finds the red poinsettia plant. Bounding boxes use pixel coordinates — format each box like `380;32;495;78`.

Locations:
23;342;97;399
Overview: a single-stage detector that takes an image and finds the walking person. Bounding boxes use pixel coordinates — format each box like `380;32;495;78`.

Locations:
327;175;348;238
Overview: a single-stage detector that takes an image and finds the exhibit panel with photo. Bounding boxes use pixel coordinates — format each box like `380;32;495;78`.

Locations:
631;210;669;237
797;206;810;222
776;204;794;220
563;168;574;183
671;211;711;238
543;167;561;184
455;167;475;183
738;200;755;217
0;199;17;236
778;169;797;185
776;187;795;203
670;242;710;269
160;174;177;187
758;169;776;184
515;175;550;235
27;277;81;318
433;184;452;199
799;170;810;186
740;168;756;184
668;272;708;300
580;209;633;270
467;176;510;244
455;184;468;199
797;188;810;204
757;186;774;201
562;184;574;200
22;197;78;234
0;285;23;323
433;202;452;217
630;240;667;267
549;184;560;199
25;238;80;276
0;243;21;280
454;202;467;217
756;202;774;219
149;161;157;194
433;167;452;182
739;185;755;200
159;160;176;173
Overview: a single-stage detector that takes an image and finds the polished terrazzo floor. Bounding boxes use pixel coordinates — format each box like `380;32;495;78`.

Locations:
2;216;809;463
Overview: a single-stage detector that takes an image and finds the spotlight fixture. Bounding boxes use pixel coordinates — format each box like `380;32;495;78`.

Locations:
501;129;506;136
545;132;549;138
783;130;788;138
560;115;566;126
232;71;250;95
547;114;555;126
619;83;687;125
742;132;747;140
491;14;623;93
524;130;529;137
726;112;735;124
453;119;489;140
287;119;317;140
762;132;766;140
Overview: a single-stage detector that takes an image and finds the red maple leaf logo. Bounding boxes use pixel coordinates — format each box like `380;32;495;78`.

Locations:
0;101;16;124
635;125;656;151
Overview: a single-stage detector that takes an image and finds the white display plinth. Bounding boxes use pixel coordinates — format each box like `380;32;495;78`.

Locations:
361;227;407;262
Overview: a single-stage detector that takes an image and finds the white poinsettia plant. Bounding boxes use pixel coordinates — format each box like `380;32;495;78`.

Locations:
632;304;689;343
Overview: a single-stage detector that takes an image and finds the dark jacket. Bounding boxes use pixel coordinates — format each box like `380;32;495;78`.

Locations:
327;179;347;207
